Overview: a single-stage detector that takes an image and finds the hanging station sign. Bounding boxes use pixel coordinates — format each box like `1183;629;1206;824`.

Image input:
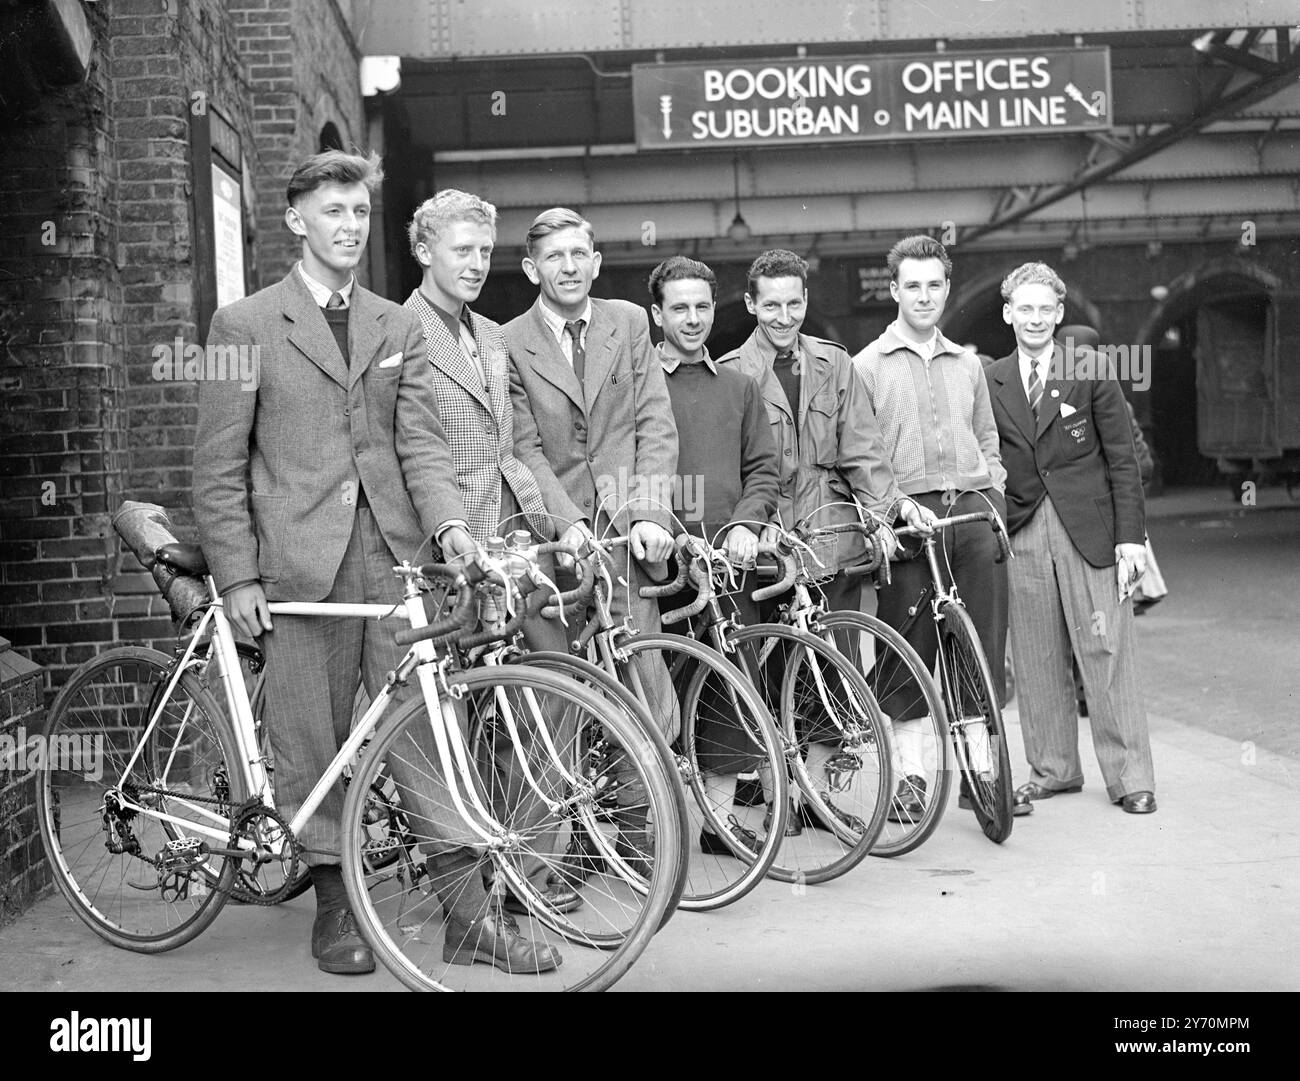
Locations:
632;47;1111;149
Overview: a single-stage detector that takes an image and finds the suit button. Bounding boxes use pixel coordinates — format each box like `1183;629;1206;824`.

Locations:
343;407;350;416
583;497;592;507
1041;469;1049;477
784;449;792;456
587;454;595;463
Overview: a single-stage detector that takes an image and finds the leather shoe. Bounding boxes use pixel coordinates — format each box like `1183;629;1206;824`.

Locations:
443;910;562;973
763;800;802;837
1117;791;1157;814
887;775;926;824
503;875;583;916
699;814;760;857
1011;780;1081;815
815;797;866;834
311;906;375;975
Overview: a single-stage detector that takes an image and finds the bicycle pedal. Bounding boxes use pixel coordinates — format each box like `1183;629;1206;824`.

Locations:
363;836;401;871
158;836;209;872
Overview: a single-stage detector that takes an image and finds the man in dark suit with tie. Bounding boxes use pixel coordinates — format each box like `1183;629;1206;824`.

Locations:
194;152;560;978
985;261;1156;816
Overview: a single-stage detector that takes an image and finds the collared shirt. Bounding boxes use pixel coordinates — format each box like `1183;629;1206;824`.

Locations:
296;262;355;308
418;292;485;385
909;329;938;362
539;299;592;369
1018;346;1055;402
657;342;716;375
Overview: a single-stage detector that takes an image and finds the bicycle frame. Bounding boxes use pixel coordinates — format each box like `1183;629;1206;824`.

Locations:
103;568;515;862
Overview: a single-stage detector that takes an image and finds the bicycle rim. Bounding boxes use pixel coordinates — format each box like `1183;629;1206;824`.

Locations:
939;602;1014;844
619;634;787;911
511;649;689;921
728;624;893;885
36;647;240;952
816;611;953;858
341;666;681;991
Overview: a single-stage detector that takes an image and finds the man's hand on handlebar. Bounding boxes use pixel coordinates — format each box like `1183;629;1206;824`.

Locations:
723;524;759;567
630;520;674;564
226;582;272;638
897;497;938;535
439;525;483;571
557;520;594;570
874;525;900;563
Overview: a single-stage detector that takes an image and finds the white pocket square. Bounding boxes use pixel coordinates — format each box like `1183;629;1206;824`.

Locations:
1059;402;1078;417
378;353;403;369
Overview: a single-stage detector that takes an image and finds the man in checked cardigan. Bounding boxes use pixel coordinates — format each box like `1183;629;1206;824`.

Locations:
403;189;582;921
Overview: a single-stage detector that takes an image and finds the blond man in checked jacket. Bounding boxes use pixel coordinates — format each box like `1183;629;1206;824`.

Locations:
403;189;582;936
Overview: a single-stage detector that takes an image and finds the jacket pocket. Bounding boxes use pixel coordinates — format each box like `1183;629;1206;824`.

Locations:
805;392;840;467
1059;412;1097;461
251;492;288;583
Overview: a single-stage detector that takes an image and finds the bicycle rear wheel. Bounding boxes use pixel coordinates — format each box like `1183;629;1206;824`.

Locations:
815;611;952;858
36;646;241;952
610;634;788;911
938;601;1013;844
727;624;893;885
341;666;681;991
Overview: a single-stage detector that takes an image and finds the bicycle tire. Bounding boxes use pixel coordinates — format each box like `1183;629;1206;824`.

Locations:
36;646;240;953
815;611;953;858
511;650;690;917
600;633;788;911
938;601;1014;844
340;665;681;991
727;623;893;885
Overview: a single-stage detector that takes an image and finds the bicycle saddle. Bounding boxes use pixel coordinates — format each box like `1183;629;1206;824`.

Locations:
155;542;208;577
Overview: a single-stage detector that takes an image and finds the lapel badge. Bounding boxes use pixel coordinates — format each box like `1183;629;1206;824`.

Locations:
1050;388;1060;398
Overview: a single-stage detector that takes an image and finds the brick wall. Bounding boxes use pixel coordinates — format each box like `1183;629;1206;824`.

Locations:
0;0;364;703
237;0;364;287
0;638;50;926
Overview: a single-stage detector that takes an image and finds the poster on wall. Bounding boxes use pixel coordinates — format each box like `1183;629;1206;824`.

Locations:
211;164;246;310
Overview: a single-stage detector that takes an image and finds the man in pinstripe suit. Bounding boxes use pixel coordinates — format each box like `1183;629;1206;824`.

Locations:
403;189;581;921
986;262;1156;816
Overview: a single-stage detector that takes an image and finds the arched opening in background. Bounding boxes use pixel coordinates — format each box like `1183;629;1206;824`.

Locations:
319;122;344;152
942;269;1102;361
1138;266;1278;489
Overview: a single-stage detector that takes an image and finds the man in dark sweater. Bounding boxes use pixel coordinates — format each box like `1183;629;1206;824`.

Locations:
649;255;779;854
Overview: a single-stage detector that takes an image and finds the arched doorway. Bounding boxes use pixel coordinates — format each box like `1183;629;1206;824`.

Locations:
1136;262;1281;489
319;122;344;152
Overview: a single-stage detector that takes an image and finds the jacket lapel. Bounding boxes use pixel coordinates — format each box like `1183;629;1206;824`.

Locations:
738;331;793;424
1034;343;1065;440
582;302;618;406
283;271;348;389
992;352;1035;443
429;306;492;411
347;286;386;390
521;301;584;411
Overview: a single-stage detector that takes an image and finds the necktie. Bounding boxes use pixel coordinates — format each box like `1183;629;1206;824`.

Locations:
565;319;586;383
1027;358;1043;419
326;291;345;309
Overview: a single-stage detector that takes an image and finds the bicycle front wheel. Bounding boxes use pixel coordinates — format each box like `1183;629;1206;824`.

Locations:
938;601;1014;844
815;611;952;858
341;665;681;991
727;624;893;885
36;647;241;952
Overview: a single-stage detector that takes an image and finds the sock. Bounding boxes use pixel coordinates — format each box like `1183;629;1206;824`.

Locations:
310;864;348;913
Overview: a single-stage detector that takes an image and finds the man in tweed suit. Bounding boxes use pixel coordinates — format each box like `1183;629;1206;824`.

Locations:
986;261;1156;816
403;188;580;917
504;207;678;871
194;152;560;978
